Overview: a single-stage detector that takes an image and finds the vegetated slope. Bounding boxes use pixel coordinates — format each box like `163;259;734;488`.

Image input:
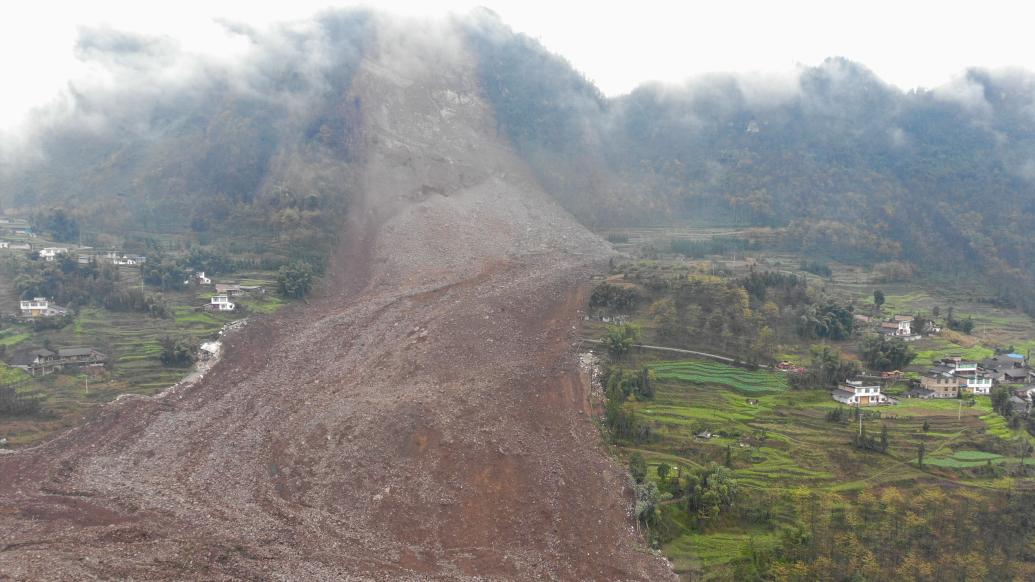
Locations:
0;16;672;581
466;13;1035;314
0;12;372;264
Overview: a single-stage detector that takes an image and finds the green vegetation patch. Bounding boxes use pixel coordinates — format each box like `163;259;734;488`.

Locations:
0;332;30;347
927;450;1006;468
650;360;788;393
0;363;29;384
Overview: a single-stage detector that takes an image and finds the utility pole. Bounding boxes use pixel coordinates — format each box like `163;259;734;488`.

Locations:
858;400;863;437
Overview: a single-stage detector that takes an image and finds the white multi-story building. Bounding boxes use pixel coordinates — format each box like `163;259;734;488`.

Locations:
19;297;67;317
210;295;235;311
832;380;889;406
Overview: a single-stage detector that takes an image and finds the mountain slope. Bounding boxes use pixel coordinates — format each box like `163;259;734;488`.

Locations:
0;16;672;580
468;17;1035;311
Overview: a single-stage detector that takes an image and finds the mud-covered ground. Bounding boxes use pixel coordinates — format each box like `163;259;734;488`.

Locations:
0;17;673;581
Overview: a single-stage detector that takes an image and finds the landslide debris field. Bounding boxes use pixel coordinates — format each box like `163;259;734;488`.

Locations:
0;20;672;581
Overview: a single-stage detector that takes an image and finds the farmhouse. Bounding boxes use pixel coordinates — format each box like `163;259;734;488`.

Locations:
209;295;235;312
879;317;912;336
190;269;212;283
12;347;107;376
19;297;67;318
920;365;963;398
57;347;107;364
39;247;69;261
215;284;243;296
832;380;889;406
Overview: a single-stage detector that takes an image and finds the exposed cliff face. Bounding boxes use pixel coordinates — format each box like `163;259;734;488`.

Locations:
0;16;673;581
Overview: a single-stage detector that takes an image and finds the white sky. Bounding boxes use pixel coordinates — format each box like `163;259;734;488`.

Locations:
2;0;1035;130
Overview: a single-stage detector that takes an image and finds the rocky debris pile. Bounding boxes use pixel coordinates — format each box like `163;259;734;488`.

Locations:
0;15;673;581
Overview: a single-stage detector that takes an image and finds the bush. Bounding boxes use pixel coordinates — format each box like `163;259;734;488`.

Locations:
277;260;315;299
159;336;198;367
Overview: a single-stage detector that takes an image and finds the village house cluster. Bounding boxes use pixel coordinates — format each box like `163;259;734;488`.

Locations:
910;353;1033;399
833;352;1035;407
181;271;266;312
854;313;934;342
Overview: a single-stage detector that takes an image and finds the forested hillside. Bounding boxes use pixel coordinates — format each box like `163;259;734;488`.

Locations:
466;12;1035;315
0;11;372;267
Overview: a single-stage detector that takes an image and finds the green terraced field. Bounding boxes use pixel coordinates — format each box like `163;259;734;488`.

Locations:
926;450;1007;468
650;360;788;393
614;355;1035;579
0;363;28;384
0;332;29;347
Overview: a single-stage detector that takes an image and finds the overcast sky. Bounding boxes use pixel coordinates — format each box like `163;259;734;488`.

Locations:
3;0;1035;131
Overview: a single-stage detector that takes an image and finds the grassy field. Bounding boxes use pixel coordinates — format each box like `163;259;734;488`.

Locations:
650;360;788;393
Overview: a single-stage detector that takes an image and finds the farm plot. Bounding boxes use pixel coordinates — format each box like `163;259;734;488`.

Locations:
650;360;788;393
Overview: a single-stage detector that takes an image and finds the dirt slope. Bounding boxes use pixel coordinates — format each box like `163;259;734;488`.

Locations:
0;17;673;581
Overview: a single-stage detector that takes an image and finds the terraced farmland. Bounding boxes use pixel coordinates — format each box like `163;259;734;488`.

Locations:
926;449;1007;468
614;356;1035;579
650;360;788;393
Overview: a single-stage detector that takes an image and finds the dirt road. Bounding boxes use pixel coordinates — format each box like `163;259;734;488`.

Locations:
0;17;673;580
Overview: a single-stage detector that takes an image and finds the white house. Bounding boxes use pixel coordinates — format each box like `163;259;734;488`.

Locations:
113;256;138;266
0;241;8;249
965;376;994;395
184;271;212;285
832;380;889;406
880;319;912;336
19;297;67;317
210;295;235;311
39;247;69;261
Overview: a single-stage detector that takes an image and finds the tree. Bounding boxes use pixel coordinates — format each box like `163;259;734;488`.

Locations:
159;336;198;366
634;481;660;528
725;445;733;468
629;452;647;484
918;442;926;468
922;419;930;432
1020;439;1032;467
657;462;671;482
589;283;640;312
880;425;889;453
648;298;679;339
873;289;885;309
277;260;315;299
860;335;916;372
602;323;640;360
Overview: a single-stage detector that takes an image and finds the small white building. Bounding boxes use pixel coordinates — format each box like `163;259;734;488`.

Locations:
39;247;69;261
832;380;889;406
880;318;912;336
19;297;67;317
0;241;8;249
210;295;235;311
185;271;212;285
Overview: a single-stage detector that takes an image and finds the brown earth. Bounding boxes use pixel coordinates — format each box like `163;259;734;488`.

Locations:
0;17;674;581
